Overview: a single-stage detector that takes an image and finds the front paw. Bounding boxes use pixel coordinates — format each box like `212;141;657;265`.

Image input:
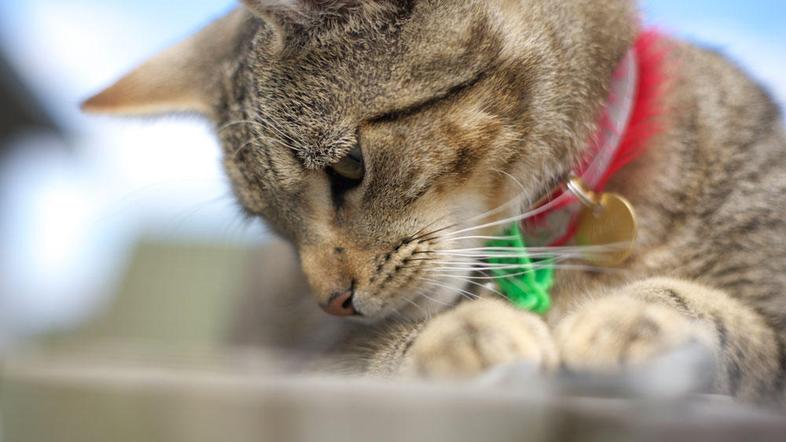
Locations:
555;295;714;371
400;299;558;379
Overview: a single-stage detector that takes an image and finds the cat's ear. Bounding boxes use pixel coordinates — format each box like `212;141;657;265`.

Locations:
81;9;251;117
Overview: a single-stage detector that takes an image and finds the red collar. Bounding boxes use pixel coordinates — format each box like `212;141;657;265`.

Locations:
522;31;668;247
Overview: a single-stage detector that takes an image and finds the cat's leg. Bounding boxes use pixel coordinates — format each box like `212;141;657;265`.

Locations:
396;298;558;378
555;277;785;403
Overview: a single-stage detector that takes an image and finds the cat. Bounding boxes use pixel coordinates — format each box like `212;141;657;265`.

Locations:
83;0;786;405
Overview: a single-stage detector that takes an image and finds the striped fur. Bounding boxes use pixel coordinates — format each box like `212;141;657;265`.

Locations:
86;0;786;405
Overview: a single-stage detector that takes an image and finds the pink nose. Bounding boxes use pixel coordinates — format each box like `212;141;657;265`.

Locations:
321;290;357;316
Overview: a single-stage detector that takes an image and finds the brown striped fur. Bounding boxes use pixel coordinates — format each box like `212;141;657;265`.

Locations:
84;1;786;405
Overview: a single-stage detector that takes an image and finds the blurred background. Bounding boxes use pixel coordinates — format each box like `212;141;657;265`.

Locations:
1;1;786;441
0;0;785;359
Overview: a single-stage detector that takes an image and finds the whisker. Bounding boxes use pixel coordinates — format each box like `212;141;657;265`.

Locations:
401;296;429;317
428;250;585;260
434;274;514;306
434;243;628;254
430;254;583;262
418;292;454;307
402;261;554;277
463;278;511;302
430;264;560;272
418;278;479;302
402;171;528;251
428;260;567;272
403;257;441;263
438;192;573;239
426;258;562;266
408;223;458;244
428;264;624;280
452;168;530;228
407;216;448;242
438;235;519;242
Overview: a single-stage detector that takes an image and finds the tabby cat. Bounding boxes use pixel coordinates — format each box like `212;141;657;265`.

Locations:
84;0;786;405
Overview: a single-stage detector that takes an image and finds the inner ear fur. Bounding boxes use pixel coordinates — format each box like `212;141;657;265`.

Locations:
81;8;253;117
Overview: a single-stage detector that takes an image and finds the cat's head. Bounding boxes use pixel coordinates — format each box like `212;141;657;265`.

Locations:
84;0;637;320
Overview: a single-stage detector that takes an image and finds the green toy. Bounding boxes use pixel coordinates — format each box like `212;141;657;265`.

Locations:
486;224;553;314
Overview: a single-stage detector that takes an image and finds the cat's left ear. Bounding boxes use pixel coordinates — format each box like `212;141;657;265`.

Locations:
81;8;251;117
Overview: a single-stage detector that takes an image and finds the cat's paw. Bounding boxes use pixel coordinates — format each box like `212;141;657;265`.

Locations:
400;299;558;379
555;295;714;371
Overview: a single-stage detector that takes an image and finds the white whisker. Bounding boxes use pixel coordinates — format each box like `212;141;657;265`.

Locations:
437;191;573;238
429;250;584;259
418;292;454;307
401;296;429;317
427;258;569;273
428;263;623;280
418;278;479;302
454;186;524;227
435;243;628;254
461;278;512;304
438;235;519;242
430;263;560;272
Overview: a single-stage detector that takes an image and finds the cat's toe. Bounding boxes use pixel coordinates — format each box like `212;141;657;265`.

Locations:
555;295;715;371
400;299;558;379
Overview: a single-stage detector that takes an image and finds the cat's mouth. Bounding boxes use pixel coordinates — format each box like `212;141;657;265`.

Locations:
350;281;467;322
347;239;475;321
302;220;488;321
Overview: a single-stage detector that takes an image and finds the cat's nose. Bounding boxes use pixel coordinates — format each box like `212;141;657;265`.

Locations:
321;288;358;316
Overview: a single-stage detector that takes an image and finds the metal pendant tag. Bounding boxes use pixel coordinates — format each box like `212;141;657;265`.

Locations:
568;178;638;266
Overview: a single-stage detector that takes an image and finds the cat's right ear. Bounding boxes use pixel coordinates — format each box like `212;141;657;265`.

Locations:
81;8;253;118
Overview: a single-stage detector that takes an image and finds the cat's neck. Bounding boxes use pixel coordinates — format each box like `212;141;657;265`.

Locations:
522;31;667;248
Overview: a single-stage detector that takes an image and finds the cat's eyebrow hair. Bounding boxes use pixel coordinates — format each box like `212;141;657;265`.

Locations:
367;72;487;123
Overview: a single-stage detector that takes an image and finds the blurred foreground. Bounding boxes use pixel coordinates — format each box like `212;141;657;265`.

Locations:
3;238;786;441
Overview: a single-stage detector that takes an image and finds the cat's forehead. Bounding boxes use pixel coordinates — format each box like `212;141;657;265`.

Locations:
245;2;502;168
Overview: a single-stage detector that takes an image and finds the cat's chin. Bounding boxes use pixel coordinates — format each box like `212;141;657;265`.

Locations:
352;289;462;323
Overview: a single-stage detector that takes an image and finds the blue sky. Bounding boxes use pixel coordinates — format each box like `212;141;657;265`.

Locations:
645;0;786;39
0;1;784;342
1;0;784;118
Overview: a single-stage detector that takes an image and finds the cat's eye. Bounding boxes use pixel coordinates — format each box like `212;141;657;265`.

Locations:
330;145;365;181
